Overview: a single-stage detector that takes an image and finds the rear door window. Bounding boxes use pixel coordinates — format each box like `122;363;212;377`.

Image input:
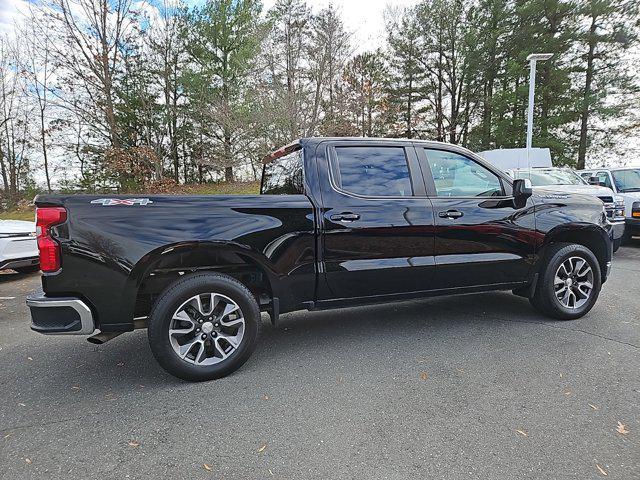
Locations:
261;148;304;195
332;146;413;197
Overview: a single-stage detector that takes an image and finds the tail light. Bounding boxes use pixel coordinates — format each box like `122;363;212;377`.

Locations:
36;207;67;272
633;202;640;218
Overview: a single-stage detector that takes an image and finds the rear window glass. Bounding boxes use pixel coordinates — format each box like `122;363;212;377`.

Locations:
261;149;304;195
333;146;413;197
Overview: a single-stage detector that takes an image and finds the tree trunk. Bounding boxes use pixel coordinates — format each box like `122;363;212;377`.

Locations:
577;15;597;170
0;148;8;192
223;114;233;182
406;75;413;138
40;111;52;192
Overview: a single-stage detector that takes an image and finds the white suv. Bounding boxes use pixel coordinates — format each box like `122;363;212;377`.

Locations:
0;220;39;273
508;167;626;251
579;168;640;244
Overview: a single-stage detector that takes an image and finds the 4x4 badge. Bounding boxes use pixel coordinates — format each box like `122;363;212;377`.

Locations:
91;198;153;206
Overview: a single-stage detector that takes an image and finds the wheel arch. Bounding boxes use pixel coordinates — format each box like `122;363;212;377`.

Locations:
125;241;279;320
540;224;611;281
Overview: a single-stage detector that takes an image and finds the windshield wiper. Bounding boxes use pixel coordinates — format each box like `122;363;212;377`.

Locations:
620;188;640;192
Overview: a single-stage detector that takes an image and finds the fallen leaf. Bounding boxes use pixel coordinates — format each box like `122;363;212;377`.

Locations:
564;390;571;396
589;404;599;410
25;458;32;465
515;429;528;437
419;371;428;381
128;440;140;447
18;403;25;407
203;463;212;472
261;394;270;401
27;357;33;361
117;362;125;367
4;433;12;439
71;386;81;391
616;422;628;435
595;464;608;476
257;444;267;453
456;368;465;374
269;468;274;476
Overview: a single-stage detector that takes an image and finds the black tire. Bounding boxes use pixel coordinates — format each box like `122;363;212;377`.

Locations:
148;273;261;381
613;238;622;253
14;265;40;274
529;243;602;320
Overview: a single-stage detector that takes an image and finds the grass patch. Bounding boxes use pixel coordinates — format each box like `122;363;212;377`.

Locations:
0;209;34;221
180;181;260;195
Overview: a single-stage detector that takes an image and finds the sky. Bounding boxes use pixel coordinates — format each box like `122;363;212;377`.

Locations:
260;0;418;51
0;0;28;33
0;0;418;47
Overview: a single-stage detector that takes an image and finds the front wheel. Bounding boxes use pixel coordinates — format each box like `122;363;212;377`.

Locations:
148;273;262;381
529;243;602;320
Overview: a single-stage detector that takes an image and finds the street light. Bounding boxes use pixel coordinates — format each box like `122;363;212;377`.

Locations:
525;53;553;168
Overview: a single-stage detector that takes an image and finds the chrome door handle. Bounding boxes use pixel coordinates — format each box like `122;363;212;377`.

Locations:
438;210;464;219
330;212;361;222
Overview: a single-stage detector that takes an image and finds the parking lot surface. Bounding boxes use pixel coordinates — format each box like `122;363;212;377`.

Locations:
1;245;639;479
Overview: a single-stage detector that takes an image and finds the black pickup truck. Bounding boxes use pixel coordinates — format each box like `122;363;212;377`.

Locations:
28;138;613;381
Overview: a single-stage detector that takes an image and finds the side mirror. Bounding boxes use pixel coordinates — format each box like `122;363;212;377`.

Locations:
513;178;532;208
588;176;600;186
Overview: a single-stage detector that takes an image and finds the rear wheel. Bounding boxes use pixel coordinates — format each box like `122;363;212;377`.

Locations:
529;243;602;320
148;273;261;381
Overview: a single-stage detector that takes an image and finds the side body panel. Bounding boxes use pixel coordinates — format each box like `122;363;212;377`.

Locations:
35;194;316;331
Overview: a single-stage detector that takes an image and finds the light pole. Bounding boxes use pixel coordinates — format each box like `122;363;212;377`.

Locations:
525;53;553;169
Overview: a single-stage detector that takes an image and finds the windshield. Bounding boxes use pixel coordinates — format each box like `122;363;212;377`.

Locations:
512;169;586;187
611;169;640;192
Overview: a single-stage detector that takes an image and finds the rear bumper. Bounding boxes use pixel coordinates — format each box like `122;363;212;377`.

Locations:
0;256;39;270
27;291;95;335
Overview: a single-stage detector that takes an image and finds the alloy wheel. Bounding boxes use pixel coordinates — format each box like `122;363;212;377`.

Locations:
553;256;594;309
168;292;245;365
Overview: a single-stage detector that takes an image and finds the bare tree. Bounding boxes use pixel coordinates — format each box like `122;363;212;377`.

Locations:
37;0;136;149
0;35;34;197
21;8;57;192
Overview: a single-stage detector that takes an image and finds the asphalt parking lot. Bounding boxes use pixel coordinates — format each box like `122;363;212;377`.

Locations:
1;245;639;480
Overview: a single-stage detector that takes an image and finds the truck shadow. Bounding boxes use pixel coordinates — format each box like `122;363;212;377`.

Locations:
15;290;555;396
